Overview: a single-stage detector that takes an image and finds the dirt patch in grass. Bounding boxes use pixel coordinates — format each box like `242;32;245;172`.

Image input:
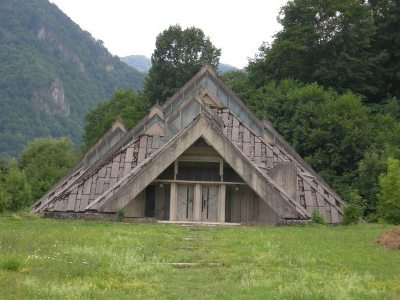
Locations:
376;227;400;250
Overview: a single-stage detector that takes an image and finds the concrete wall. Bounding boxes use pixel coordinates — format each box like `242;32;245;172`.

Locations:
123;190;145;217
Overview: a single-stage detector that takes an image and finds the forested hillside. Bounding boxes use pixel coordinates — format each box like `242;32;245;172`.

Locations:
0;0;145;158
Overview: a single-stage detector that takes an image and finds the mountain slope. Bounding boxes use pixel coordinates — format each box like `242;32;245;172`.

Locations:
218;63;238;73
120;55;152;73
121;55;238;73
0;0;145;158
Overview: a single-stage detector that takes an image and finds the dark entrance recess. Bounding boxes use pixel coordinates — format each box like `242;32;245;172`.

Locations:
225;186;233;223
145;185;156;217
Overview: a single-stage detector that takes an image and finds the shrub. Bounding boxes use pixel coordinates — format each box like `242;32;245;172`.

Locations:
378;158;400;224
311;209;326;225
117;209;125;221
343;204;362;225
342;189;365;224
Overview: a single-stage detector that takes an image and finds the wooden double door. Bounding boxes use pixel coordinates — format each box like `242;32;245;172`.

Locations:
177;184;194;221
176;184;219;222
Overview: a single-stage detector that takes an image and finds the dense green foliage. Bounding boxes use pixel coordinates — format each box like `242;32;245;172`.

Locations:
144;25;221;104
0;138;77;212
218;0;400;223
378;158;400;224
1;167;31;213
223;73;400;221
19;138;78;201
342;190;366;224
83;89;149;149
246;81;382;184
247;0;400;103
1;218;399;299
0;0;144;159
369;0;400;100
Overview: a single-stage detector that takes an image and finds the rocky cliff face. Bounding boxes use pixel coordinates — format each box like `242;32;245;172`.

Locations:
37;25;85;72
32;79;70;116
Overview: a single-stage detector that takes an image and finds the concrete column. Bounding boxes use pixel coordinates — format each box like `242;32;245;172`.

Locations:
218;184;226;223
193;184;202;221
169;183;177;221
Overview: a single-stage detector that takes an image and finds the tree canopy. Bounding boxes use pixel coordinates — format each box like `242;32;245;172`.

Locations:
144;25;221;104
247;0;396;102
0;138;77;212
83;89;149;149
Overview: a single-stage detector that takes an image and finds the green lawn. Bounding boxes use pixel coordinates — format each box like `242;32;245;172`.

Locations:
0;215;399;299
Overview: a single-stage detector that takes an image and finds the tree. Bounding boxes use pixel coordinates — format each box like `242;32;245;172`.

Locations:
3;166;32;212
378;157;400;224
246;79;377;194
355;149;386;214
220;70;253;102
83;89;149;149
144;25;221;104
247;0;381;100
0;169;10;212
369;0;400;100
19;138;77;202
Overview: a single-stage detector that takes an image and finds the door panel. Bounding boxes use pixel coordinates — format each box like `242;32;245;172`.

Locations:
201;186;219;222
177;184;194;221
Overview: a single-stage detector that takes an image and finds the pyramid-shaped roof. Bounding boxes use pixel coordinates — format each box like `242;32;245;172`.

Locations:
32;65;343;224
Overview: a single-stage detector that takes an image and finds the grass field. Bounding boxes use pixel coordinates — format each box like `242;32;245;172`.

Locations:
0;215;399;299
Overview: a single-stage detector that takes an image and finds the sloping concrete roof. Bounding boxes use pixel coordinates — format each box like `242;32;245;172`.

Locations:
32;65;343;223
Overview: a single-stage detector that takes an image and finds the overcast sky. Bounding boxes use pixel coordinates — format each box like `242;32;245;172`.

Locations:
50;0;288;68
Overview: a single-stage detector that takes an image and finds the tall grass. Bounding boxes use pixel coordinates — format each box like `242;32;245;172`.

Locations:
0;216;399;299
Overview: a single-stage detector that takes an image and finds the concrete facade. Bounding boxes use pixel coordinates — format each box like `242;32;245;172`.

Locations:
32;65;344;225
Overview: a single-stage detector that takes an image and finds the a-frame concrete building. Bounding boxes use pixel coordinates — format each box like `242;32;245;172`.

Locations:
32;66;343;224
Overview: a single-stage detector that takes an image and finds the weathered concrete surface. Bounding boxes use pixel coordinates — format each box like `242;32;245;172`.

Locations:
268;162;297;200
100;112;305;221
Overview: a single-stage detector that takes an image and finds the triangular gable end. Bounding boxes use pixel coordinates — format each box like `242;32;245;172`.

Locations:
32;65;343;224
91;111;306;223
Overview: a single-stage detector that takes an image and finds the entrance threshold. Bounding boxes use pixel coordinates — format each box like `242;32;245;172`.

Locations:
157;220;241;226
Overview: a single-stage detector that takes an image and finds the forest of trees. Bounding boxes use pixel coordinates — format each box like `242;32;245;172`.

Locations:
1;0;399;224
